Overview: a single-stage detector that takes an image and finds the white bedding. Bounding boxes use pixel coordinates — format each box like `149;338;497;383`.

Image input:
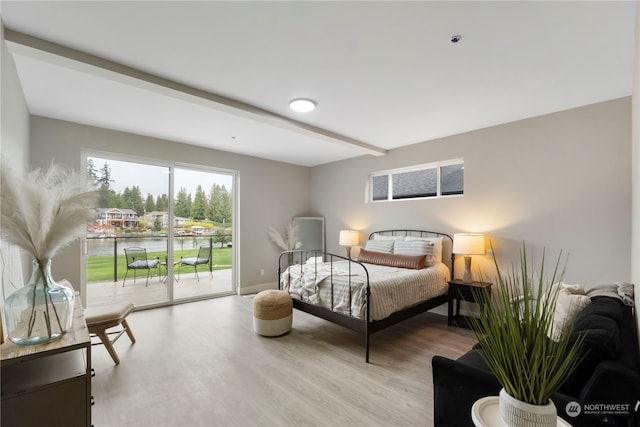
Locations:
281;260;450;321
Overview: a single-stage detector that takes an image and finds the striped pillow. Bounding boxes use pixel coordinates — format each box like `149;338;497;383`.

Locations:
373;235;404;242
404;236;443;263
364;240;394;254
394;240;435;266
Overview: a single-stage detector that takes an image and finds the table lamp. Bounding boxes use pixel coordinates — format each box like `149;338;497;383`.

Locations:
452;233;485;283
339;230;359;259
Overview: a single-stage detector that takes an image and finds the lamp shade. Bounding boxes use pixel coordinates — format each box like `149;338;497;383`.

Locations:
339;230;360;247
452;233;485;255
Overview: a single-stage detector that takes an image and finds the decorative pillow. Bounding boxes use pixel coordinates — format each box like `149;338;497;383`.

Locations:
373;234;405;241
364;240;394;254
404;236;443;263
357;248;426;270
393;240;435;267
129;260;158;268
576;294;624;325
548;282;591;341
306;256;324;265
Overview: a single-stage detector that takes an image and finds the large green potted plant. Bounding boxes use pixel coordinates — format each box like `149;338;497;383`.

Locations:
470;244;584;427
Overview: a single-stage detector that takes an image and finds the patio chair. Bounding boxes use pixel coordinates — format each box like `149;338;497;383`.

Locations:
179;245;212;281
123;247;160;287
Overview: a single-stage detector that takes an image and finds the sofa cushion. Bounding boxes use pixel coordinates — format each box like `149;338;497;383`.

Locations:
560;305;621;396
580;360;640;405
432;355;502;427
577;296;624;326
572;316;620;358
456;348;492;373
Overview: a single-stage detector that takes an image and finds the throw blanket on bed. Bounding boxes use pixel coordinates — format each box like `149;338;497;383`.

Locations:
281;261;450;321
282;262;353;303
586;282;635;306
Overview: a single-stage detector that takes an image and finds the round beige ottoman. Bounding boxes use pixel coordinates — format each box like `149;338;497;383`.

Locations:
253;290;293;336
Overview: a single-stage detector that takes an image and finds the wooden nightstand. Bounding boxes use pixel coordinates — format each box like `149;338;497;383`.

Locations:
448;279;492;328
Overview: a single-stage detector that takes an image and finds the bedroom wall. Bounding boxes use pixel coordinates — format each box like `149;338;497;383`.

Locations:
28;116;310;296
310;98;632;288
0;24;29;168
1;20;30;296
1;20;30;340
632;3;640;342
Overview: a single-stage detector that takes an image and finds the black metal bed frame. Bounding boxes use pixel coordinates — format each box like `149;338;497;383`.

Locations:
277;229;454;363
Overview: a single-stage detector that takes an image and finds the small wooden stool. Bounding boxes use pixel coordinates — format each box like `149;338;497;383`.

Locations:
253;290;293;336
85;302;136;364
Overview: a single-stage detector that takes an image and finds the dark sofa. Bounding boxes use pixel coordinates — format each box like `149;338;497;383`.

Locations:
432;296;640;427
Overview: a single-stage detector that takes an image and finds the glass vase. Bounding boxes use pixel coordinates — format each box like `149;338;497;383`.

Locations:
3;259;75;345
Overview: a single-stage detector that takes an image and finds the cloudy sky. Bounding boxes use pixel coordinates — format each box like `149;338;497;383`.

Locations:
88;156;233;198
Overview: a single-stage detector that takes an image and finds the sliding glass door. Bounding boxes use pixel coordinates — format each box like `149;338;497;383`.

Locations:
171;166;235;302
84;153;236;308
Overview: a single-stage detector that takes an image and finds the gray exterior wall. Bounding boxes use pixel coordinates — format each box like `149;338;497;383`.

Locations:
311;98;632;287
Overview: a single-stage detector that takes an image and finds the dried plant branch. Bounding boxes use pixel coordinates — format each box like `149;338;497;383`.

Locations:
268;221;302;251
1;161;99;340
1;161;99;264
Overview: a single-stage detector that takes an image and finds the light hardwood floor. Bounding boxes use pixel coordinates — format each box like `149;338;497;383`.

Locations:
91;295;477;427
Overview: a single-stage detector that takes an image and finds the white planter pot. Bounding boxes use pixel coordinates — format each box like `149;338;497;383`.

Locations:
499;388;557;427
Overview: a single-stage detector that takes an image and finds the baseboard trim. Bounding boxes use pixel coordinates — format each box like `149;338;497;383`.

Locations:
430;304;448;317
238;282;277;295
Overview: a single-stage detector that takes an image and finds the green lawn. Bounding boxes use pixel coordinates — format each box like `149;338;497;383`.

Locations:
87;247;232;283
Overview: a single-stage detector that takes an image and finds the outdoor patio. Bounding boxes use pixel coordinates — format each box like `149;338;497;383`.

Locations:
86;268;233;308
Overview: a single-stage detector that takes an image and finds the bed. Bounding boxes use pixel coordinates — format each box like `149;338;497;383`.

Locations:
278;230;453;362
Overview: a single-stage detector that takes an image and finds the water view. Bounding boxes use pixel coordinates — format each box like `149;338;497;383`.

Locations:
87;235;218;256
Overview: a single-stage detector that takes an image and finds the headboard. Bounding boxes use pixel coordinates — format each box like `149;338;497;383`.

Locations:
368;229;454;273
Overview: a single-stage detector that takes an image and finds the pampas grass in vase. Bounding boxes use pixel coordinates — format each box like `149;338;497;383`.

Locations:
1;162;99;345
268;221;302;251
269;221;302;268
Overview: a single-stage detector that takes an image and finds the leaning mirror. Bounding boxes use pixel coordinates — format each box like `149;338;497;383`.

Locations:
293;217;325;252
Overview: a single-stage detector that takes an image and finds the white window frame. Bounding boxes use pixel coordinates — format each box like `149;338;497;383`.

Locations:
81;150;239;308
367;158;464;202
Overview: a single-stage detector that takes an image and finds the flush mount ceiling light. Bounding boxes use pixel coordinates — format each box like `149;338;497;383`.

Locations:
289;98;316;112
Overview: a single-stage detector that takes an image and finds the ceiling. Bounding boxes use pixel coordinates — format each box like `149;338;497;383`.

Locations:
1;1;637;167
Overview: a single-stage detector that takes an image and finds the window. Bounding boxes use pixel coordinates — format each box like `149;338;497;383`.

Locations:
369;159;464;202
371;175;389;201
440;163;465;196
